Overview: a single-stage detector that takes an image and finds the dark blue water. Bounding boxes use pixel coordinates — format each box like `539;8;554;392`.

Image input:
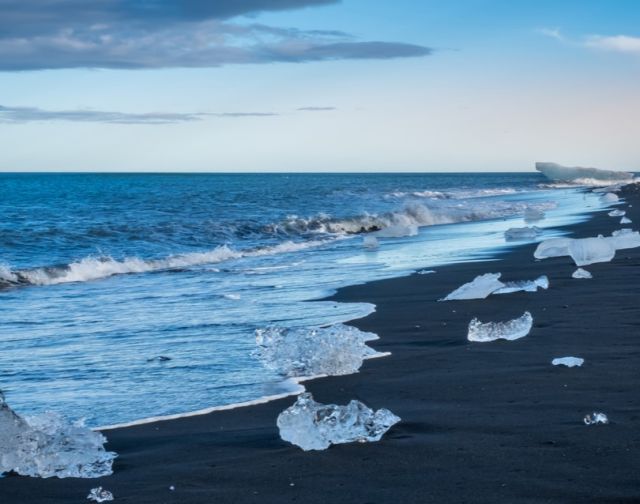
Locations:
0;173;601;426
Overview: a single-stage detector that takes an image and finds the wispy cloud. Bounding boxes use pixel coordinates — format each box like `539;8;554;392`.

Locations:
0;0;433;71
0;105;278;124
297;106;336;111
538;27;640;56
537;27;565;42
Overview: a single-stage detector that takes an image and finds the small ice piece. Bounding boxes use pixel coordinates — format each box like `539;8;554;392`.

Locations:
223;293;241;300
568;237;615;266
620;216;632;224
524;207;545;222
534;238;573;259
572;268;592;279
253;324;381;378
601;192;620;203
441;273;505;301
504;226;541;241
87;487;114;502
362;235;379;249
375;224;418;238
417;269;436;275
606;230;640;250
467;311;533;342
277;392;400;451
493;275;549;294
552;356;584;367
0;392;116;479
583;412;609;425
608;209;626;217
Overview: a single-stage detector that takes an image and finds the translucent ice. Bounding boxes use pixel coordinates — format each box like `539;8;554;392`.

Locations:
441;273;505;301
253;324;381;378
87;487;114;502
534;238;573;259
362;236;379;249
606;230;640;250
0;393;116;479
608;209;626;217
504;226;541;241
601;192;620;203
277;392;400;451
552;357;584;367
568;237;615;266
467;312;533;342
572;268;592;279
583;412;608;425
493;275;549;294
621;216;632;224
524;207;545;222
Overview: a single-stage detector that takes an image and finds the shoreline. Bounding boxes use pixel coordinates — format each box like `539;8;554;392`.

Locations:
2;185;640;503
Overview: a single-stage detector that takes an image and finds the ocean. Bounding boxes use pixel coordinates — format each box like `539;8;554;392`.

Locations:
0;172;603;426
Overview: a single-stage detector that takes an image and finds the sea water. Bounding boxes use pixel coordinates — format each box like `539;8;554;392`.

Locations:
0;172;603;426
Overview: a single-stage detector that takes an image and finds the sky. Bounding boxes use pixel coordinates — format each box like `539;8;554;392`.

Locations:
1;0;639;172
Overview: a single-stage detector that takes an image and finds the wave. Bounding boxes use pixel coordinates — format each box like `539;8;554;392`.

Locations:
0;239;334;289
385;187;519;200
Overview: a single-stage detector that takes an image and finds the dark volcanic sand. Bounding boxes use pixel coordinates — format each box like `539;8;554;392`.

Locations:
2;186;640;504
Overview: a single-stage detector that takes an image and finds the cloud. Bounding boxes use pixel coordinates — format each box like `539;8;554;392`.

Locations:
584;35;640;54
537;27;565;42
0;105;278;124
0;0;433;71
297;106;336;111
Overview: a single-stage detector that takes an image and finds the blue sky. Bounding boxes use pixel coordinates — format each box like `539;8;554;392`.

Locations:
1;0;639;172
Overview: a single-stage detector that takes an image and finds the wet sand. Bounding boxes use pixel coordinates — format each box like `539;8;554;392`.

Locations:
2;185;640;503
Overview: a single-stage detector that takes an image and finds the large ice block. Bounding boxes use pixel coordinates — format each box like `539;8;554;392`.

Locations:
253;324;380;378
441;273;505;301
601;192;620;203
0;393;116;478
534;238;573;259
277;392;400;451
493;275;549;294
607;229;640;250
568;237;615;266
467;312;533;342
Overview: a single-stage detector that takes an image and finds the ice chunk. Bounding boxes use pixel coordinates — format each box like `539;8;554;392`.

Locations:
467;312;533;342
277;392;400;451
441;273;505;301
608;209;626;217
493;275;549;294
87;487;114;502
552;357;584;367
0;393;116;478
375;224;418;238
572;268;592;279
417;269;436;275
568;237;615;266
601;192;620;203
534;238;573;259
504;226;541;241
524;207;545;222
362;235;379;249
253;324;381;378
621;216;632;224
536;162;634;184
583;412;608;425
606;230;640;250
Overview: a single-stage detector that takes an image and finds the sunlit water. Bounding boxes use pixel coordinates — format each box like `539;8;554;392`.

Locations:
0;173;603;426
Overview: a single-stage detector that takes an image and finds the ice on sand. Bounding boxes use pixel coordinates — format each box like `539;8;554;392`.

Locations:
534;238;573;259
568;237;616;266
277;393;400;451
0;392;116;478
601;192;620;203
504;226;541;241
572;268;592;279
583;412;609;425
524;207;545;222
87;487;114;502
607;229;640;250
441;273;505;301
467;312;533;342
608;209;626;217
362;236;379;249
620;216;632;224
493;275;549;294
552;357;584;367
253;324;381;378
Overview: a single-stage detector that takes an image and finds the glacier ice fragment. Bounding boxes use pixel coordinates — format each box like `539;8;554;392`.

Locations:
620;216;632;224
0;393;116;478
277;392;400;451
552;357;584;367
568;237;615;266
504;226;541;241
536;162;634;184
87;487;114;502
534;238;573;259
601;192;620;203
583;412;608;425
253;324;381;378
606;230;640;250
492;275;549;294
524;207;545;222
362;236;379;249
417;269;436;275
441;273;505;301
467;312;533;342
572;268;592;279
608;209;626;217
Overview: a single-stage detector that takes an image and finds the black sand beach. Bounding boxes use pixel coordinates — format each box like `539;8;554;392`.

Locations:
2;186;640;504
